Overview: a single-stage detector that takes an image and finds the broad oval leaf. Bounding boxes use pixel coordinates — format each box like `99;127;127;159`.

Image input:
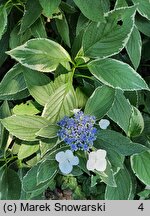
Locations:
83;6;136;58
18;142;39;160
95;130;148;156
73;0;105;22
126;26;142;70
1;115;49;141
128;106;144;137
36;124;59;139
6;38;71;72
42;83;78;123
84;85;115;119
88;58;149;90
0;64;28;99
0;5;7;40
23;69;54;106
107;90;132;134
131;151;150;185
105;168;132;200
23;163;51;193
132;0;150;20
37;160;58;185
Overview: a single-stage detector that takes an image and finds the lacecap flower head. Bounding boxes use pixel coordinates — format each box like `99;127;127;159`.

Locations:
55;150;79;174
57;111;97;151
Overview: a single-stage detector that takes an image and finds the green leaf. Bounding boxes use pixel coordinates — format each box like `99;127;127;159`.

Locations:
56;13;71;47
9;25;32;49
6;38;71;72
136;15;150;37
128;106;144;137
83;6;136;58
23;69;53;106
0;64;28;99
36;124;59;139
0;166;21;200
84;85;115;119
0;30;9;68
0;5;7;40
131;151;150;185
76;87;88;108
20;0;42;34
13;100;40;115
0;101;11;150
132;0;150;20
73;0;105;22
106;149;124;170
76;14;89;36
30;17;47;38
115;0;128;8
40;138;58;158
39;0;61;17
42;83;77;123
105;168;132;200
107;90;132;134
88;58;149;90
95;130;148;156
18;142;39;160
1;115;49;141
96;160;116;187
126;26;142;70
37;160;57;185
23;163;51;193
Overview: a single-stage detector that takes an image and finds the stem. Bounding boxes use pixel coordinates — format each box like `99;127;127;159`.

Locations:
74;74;94;80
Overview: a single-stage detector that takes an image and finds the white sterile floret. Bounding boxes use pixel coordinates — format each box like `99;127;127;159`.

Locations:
99;119;110;129
86;149;107;172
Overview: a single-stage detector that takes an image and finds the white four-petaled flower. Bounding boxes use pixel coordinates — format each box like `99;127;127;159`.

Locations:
86;149;107;172
99;119;110;129
55;150;79;174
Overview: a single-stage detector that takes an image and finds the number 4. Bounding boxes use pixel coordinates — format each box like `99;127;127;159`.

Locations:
138;203;144;211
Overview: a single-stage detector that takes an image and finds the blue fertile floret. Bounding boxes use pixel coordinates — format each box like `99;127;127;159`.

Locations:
57;111;97;151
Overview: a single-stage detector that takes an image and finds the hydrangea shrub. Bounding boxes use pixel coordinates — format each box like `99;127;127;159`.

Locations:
0;0;150;200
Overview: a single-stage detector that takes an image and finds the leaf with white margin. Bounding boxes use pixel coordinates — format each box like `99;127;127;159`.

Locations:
83;6;136;58
6;38;72;73
1;115;49;141
73;0;105;22
128;106;144;137
107;90;132;134
88;58;149;91
131;151;150;186
105;167;132;200
126;26;142;70
132;0;150;21
42;83;78;123
84;85;115;119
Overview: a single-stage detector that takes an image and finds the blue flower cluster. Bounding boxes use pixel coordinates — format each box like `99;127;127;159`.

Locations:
57;111;97;151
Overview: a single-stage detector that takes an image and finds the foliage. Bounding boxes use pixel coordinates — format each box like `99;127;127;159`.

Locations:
0;0;150;200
